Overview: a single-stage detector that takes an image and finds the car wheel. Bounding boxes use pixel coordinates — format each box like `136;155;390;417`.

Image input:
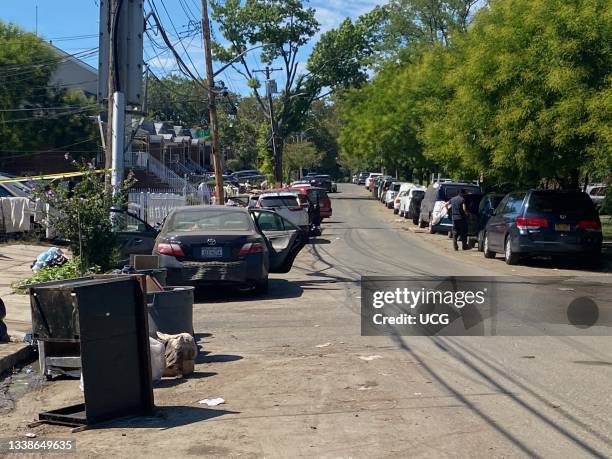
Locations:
412;216;419;225
477;230;485;252
418;216;427;228
483;233;496;259
393;208;398;214
504;237;520;265
254;277;269;294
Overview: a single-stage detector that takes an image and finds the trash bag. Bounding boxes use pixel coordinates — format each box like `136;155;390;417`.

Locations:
156;332;198;377
149;337;166;381
31;247;68;272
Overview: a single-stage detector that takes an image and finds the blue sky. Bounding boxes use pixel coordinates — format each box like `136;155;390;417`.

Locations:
1;0;384;95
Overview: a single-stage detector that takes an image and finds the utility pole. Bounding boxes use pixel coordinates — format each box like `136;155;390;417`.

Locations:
253;66;282;185
201;0;224;205
104;0;117;187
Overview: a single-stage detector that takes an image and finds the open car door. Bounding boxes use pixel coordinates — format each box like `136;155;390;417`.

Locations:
111;209;159;266
250;209;307;273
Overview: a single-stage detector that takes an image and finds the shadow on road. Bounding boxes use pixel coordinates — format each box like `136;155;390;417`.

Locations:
103;406;238;429
193;279;303;303
196;353;243;364
153;372;218;389
309;238;331;245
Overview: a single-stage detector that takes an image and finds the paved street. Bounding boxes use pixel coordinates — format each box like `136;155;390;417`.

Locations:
1;184;611;457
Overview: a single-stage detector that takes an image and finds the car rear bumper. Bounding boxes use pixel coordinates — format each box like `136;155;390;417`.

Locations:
163;256;266;286
320;209;332;218
513;234;603;256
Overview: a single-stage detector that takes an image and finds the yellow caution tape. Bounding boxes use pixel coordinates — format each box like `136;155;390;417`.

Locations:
0;170;106;184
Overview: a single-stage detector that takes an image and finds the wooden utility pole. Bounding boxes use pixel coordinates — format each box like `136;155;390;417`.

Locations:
201;0;224;204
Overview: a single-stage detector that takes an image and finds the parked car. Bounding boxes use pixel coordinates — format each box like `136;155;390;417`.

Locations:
475;193;505;251
153;206;307;292
232;169;260;180
482;190;603;265
418;182;482;234
378;177;395;202
256;192;309;232
310;174;333;192
399;186;426;219
407;192;425;225
356;172;368;185
384;181;405;209
365;173;382;189
587;185;607;209
289;185;332;219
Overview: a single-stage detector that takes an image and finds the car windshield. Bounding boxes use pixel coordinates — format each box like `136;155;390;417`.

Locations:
165;210;253;232
260;196;299;208
412;190;425;198
529;192;596;216
392;183;401;191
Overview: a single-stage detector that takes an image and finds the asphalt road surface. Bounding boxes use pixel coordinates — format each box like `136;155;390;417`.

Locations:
2;183;611;458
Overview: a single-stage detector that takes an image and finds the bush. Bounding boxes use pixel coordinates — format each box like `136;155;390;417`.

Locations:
36;166;133;271
12;259;100;293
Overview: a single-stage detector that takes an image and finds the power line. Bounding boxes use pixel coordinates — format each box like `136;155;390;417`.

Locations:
0;107;95;125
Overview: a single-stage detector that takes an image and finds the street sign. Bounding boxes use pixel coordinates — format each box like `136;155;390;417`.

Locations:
98;0;145;106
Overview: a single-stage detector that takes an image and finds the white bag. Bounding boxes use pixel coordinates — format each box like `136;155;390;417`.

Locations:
149;337;166;381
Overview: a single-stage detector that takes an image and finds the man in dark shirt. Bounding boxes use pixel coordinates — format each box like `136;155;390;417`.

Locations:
447;189;469;251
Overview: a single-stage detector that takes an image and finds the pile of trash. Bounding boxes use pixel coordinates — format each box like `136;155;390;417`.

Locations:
150;331;198;381
31;247;68;272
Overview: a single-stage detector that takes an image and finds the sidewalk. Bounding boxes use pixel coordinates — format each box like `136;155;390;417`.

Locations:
0;244;44;374
0;244;42;335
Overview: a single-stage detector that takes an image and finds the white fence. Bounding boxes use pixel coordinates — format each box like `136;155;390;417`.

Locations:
128;191;189;225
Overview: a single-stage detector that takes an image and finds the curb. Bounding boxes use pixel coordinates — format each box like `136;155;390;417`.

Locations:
0;343;35;376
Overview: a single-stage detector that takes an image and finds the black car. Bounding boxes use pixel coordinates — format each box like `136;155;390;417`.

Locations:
475;193;505;251
153;206;307;292
483;190;603;265
408;191;425;225
310;175;332;192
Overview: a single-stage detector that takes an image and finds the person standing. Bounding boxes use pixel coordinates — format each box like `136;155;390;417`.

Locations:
447;189;469;251
198;181;211;205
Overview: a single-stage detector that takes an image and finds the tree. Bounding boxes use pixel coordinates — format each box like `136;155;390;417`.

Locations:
283;141;321;180
211;0;382;182
0;22;99;161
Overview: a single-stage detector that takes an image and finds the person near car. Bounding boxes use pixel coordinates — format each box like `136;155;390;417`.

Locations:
197;181;211;205
447;189;470;251
310;194;322;235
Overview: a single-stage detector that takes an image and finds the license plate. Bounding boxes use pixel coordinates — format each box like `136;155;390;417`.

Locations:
201;247;223;258
555;224;571;232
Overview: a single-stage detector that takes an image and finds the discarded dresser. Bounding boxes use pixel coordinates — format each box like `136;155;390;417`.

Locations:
30;276;154;426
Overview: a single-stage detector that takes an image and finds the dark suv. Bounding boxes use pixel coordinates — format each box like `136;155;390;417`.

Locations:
482;190;603;265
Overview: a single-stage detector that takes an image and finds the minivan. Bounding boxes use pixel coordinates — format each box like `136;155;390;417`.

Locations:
483;190;603;265
418;182;482;233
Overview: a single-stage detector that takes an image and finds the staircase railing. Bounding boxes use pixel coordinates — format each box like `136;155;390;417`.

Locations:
185;158;208;175
137;152;195;194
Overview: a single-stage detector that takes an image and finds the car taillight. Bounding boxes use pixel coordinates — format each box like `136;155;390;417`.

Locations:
395;197;401;203
576;220;602;232
516;217;548;230
157;242;185;257
239;242;265;257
